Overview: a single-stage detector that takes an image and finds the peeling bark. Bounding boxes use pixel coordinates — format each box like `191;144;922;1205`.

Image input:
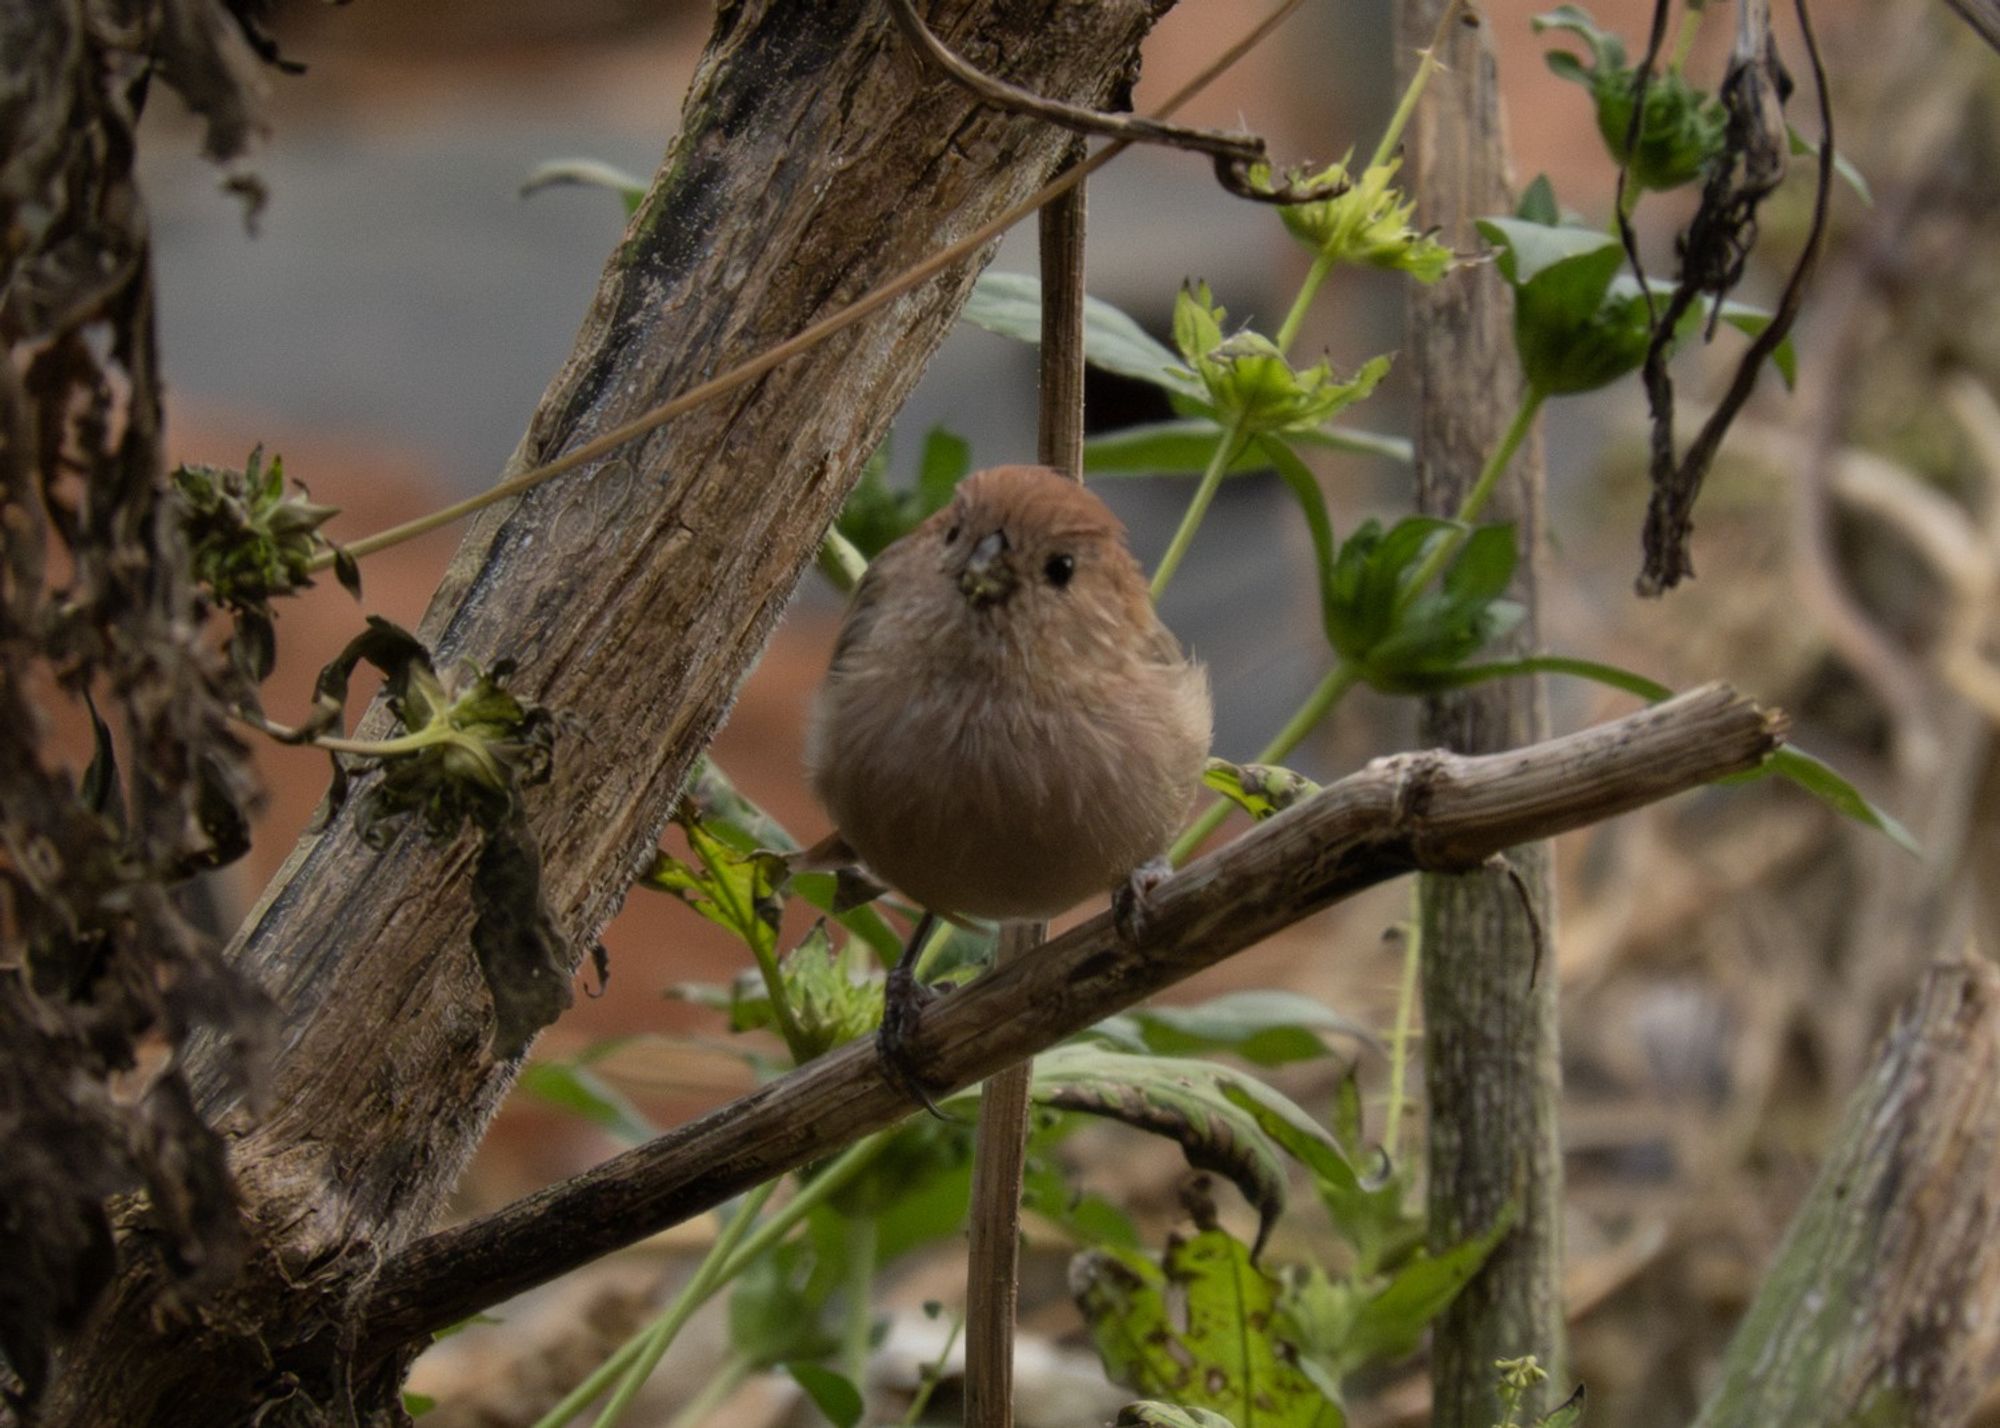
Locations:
33;3;1175;1422
1693;959;2000;1428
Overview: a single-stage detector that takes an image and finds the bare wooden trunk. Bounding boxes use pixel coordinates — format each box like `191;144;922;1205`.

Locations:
38;2;1172;1422
1396;3;1568;1420
1693;959;2000;1428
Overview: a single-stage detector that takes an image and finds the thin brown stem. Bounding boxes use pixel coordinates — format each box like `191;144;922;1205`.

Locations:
965;148;1087;1428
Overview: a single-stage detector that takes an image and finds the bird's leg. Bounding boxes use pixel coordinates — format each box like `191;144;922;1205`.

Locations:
877;910;955;1120
1112;856;1174;949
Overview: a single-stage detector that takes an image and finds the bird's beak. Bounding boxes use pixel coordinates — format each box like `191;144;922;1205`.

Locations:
957;529;1015;607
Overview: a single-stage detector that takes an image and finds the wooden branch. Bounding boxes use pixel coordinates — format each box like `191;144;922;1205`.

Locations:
40;4;1175;1423
1692;958;2000;1428
1398;1;1567;1418
358;687;1785;1354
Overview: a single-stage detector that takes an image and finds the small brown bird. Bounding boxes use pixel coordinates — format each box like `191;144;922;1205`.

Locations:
807;464;1211;1100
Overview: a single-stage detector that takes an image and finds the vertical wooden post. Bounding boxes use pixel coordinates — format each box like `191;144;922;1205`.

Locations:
1396;5;1568;1422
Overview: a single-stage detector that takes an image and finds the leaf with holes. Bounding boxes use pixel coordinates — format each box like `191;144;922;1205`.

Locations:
1074;1229;1343;1428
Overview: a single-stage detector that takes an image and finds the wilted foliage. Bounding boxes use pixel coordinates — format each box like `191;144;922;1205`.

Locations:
0;0;290;1400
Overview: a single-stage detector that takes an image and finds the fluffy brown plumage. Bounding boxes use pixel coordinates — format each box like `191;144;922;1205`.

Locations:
808;464;1212;922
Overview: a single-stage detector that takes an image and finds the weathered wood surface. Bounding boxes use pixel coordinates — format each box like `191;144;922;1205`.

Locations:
40;3;1175;1422
360;686;1785;1351
1397;2;1568;1420
1693;958;2000;1428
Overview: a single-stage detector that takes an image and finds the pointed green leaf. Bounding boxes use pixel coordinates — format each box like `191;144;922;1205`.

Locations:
1789;124;1872;207
1084;421;1409;477
1335;1207;1515;1372
515;1061;657;1145
1734;746;1921;856
1090;989;1374;1067
786;1363;864;1428
963;271;1204;399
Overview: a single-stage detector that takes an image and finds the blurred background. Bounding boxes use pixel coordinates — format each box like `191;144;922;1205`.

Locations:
132;0;2000;1423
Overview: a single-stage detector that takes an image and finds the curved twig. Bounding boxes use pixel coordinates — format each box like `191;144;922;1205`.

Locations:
885;0;1343;204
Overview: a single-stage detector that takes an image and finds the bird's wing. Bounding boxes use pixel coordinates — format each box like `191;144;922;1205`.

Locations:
828;558;890;677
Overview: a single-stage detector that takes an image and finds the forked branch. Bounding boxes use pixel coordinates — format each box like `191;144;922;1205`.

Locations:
359;684;1785;1355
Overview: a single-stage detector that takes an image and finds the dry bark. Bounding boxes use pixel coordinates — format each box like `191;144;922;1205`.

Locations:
1692;959;2000;1428
1396;2;1567;1420
358;685;1785;1353
35;3;1175;1422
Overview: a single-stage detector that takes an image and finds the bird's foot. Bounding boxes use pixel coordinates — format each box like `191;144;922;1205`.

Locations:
877;960;957;1122
1113;856;1174;949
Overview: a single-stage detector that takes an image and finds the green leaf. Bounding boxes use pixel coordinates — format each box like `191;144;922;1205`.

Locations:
1538;1385;1588;1427
1273;155;1454;281
1479;217;1652;396
1411;660;1919;854
730;1240;841;1367
1533;6;1725;191
1216;1083;1413;1277
402;1391;437;1417
686;760;903;962
1074;1229;1343;1428
1116;1404;1243;1428
1016;1045;1346;1255
1516;174;1561;226
1171;284;1391;438
1322;517;1522;691
1789;124;1873;207
1091;989;1373;1068
1260;440;1342;649
1201;759;1323;823
1023;1156;1140;1249
1713;302;1800;389
962;271;1204;400
518;157;649;214
643;801;800;968
1415;654;1671;700
1335;1209;1514;1370
1083;420;1410;477
1734;747;1921;856
515;1061;657;1145
916;427;972;509
786;1363;864;1428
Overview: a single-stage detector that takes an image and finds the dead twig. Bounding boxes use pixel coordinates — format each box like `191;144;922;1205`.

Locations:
884;0;1341;203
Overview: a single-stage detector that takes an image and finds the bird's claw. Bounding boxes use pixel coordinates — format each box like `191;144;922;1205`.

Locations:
1113;856;1174;949
877;961;957;1121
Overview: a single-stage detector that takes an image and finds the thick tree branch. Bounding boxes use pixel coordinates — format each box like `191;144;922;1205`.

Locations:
41;4;1176;1422
1693;958;2000;1428
359;685;1785;1354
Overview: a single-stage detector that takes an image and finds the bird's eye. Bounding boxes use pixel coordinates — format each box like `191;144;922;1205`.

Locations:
945;523;961;545
1044;553;1076;587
